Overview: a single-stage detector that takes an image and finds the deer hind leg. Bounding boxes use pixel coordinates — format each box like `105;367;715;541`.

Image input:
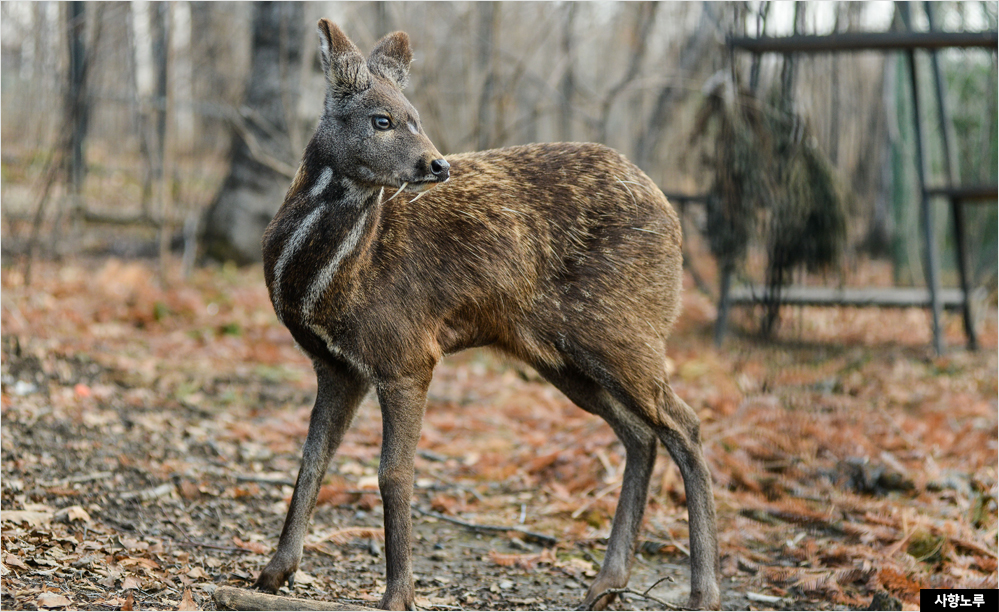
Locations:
553;341;721;610
534;363;657;611
256;358;370;593
653;385;720;610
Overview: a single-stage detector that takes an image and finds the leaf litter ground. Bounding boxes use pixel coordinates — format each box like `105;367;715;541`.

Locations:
2;258;996;611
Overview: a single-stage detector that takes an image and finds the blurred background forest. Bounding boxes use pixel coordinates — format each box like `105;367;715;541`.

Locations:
2;4;998;610
1;1;997;328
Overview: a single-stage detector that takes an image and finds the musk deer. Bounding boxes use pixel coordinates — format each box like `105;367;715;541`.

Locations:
256;20;720;611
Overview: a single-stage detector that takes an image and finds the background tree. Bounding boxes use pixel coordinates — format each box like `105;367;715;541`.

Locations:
200;1;304;264
0;1;993;295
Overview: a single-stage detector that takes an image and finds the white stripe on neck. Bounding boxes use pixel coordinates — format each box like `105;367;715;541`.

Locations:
310;167;334;198
271;204;327;321
302;208;370;321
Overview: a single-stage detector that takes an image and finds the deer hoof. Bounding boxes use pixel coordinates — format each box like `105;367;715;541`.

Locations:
686;588;721;611
579;592;616;610
254;563;296;594
581;570;629;610
378;587;415;611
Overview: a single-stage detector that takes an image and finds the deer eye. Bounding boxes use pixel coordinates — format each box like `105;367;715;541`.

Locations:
372;116;392;131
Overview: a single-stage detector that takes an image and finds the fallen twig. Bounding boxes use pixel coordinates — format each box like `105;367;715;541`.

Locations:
575;575;680;611
213;586;375;611
414;507;557;547
119;482;174;501
39;471;115;488
165;520;248;554
746;591;785;604
236;474;296;486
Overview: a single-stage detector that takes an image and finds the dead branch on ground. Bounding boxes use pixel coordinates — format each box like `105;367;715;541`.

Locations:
213;586;375;611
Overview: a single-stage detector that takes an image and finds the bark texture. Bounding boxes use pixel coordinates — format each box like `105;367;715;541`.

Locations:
201;2;304;264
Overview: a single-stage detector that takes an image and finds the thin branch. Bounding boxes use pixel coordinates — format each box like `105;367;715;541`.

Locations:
24;149;67;285
164;520;249;554
235;474;296;486
576;575;681;611
39;471;115;488
414;506;557;547
597;1;661;142
226;109;298;179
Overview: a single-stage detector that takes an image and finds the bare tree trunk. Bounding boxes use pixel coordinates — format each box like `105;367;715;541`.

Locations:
374;2;392;38
827;2;844;165
558;3;577;142
156;2;176;284
201;1;304;264
51;1;91;250
475;2;499;151
31;1;95;270
635;3;716;170
597;2;659;144
147;2;169;220
68;2;88;212
762;1;807;339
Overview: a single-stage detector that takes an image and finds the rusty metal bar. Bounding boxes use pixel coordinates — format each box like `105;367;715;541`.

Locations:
728;30;998;53
924;185;999;201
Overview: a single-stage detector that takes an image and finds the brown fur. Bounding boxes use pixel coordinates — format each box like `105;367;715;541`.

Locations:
256;20;720;610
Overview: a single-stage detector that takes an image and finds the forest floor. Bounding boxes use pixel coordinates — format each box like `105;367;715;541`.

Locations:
1;256;996;611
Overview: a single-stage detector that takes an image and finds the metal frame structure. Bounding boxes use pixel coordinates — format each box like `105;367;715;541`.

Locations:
712;18;998;353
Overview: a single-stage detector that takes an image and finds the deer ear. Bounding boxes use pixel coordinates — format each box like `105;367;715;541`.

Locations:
317;19;371;95
367;31;412;90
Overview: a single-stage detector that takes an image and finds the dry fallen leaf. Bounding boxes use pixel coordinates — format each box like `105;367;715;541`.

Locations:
233;536;269;555
315;482;352;506
37;593;72;609
357;475;379;489
178;480;201;500
177;588;199;611
122;591;135;611
488;549;556;571
186;566;210;580
5;553;29;570
311;527;385;546
122;576;142;590
1;510;53;527
120;557;159;570
56;505;91;523
430;494;459;514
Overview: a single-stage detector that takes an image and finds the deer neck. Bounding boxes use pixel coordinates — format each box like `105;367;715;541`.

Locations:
265;149;385;328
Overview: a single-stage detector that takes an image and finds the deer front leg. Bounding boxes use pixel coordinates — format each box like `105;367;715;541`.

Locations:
375;376;430;611
256;360;370;593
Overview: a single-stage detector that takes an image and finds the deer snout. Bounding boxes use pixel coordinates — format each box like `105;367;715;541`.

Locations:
430;158;450;182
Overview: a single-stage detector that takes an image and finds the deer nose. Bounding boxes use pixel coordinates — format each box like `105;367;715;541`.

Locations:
430;158;450;181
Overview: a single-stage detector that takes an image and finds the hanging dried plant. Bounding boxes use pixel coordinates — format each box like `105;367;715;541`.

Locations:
693;75;847;338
